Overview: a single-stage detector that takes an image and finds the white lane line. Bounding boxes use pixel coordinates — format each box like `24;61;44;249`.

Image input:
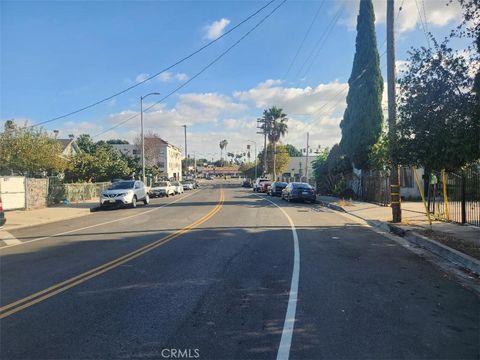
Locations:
0;190;200;250
255;194;300;360
0;230;21;245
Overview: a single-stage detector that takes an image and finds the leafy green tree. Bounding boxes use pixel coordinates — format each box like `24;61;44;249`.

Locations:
285;144;302;157
239;162;256;179
368;131;390;171
340;0;383;170
64;147;131;183
312;145;351;195
76;134;98;154
0;124;68;176
397;40;479;171
257;143;290;179
312;147;330;183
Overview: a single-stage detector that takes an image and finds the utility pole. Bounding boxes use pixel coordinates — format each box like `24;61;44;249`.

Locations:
182;125;187;179
140;92;160;184
247;140;257;179
257;118;268;178
305;132;310;183
193;152;197;175
387;0;402;222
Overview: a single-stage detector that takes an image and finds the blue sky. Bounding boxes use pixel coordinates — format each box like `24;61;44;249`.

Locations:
0;0;465;159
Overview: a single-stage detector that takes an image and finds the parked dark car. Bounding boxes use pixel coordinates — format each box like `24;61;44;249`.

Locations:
0;195;6;227
268;181;287;196
242;179;252;188
281;182;316;203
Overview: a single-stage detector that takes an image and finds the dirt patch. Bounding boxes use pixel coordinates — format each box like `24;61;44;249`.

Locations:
417;229;480;260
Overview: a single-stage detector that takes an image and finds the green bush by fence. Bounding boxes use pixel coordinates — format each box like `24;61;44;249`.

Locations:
48;178;110;205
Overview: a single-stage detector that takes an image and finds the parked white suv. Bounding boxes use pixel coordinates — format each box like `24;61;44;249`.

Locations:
171;181;184;194
100;180;149;208
149;181;176;197
253;178;270;192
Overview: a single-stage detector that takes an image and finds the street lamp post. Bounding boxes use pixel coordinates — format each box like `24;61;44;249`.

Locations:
182;125;187;179
247;140;257;179
140;92;161;184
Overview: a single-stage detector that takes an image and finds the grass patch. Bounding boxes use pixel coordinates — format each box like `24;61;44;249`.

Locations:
337;199;353;207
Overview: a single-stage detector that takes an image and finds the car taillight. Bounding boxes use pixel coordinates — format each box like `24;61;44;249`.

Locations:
0;198;3;212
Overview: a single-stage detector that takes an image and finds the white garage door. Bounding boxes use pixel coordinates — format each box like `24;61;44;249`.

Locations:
0;176;26;210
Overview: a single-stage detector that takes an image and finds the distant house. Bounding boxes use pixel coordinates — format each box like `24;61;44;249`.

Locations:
111;138;182;181
283;156;317;182
57;138;81;159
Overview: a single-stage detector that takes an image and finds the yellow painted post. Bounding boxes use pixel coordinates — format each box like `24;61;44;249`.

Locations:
441;170;449;220
413;166;432;227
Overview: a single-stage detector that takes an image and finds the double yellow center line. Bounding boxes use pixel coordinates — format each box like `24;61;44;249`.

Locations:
0;188;225;320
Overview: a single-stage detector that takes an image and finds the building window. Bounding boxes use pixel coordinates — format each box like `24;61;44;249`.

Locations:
133;149;139;155
400;167;413;188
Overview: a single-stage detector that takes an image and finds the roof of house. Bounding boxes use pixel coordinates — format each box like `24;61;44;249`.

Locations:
57;138;80;155
57;138;73;151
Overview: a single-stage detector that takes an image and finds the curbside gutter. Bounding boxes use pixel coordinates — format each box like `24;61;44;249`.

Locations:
317;197;480;276
316;200;346;213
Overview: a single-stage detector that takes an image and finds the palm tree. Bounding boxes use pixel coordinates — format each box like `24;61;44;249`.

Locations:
219;139;228;166
262;106;288;180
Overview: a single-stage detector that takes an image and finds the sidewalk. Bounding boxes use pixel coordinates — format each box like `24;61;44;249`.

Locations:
1;200;98;231
318;195;480;275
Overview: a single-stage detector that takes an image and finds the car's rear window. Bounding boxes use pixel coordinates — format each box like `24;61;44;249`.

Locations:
154;182;169;187
294;183;312;189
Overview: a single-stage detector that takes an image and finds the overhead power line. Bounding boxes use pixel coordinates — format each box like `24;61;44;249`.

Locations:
92;0;288;139
294;5;345;80
300;5;345;79
29;0;277;128
414;0;431;48
283;0;326;79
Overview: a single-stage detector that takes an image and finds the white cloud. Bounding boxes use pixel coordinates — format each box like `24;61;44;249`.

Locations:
234;78;348;117
339;0;462;33
158;71;172;82
135;73;150;83
204;18;231;40
83;79;391;157
175;73;189;81
155;71;189;83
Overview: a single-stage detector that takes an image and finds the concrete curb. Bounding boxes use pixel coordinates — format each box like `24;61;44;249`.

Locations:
317;198;480;276
316;200;346;213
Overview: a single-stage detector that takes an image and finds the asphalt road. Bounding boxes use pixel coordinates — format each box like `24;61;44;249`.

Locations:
0;181;478;360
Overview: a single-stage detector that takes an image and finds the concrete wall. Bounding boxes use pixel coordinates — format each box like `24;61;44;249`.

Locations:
25;178;48;210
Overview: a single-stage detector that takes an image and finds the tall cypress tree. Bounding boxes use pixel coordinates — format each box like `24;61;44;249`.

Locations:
340;0;383;170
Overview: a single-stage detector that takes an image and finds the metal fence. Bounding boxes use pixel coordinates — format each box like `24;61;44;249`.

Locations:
440;167;480;227
360;171;390;206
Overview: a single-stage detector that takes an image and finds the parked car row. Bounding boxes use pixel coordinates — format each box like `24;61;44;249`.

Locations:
249;177;317;204
100;179;200;209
